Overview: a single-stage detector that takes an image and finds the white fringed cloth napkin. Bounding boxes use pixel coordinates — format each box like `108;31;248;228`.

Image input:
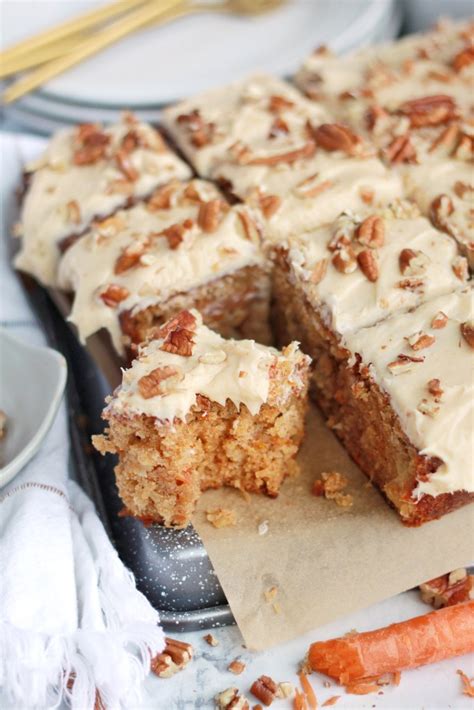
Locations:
0;133;165;709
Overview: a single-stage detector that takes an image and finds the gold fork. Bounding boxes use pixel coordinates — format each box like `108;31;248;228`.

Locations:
2;0;285;104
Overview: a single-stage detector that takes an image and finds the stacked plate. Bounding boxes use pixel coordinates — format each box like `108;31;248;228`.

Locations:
2;0;402;134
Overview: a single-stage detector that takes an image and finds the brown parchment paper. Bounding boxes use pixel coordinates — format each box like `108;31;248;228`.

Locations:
67;325;474;653
192;406;474;651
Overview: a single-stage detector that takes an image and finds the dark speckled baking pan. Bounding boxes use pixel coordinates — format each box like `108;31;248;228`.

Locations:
22;278;234;632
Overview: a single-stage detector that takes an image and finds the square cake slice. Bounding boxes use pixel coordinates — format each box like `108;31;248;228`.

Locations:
14;114;191;287
93;310;311;528
57;179;270;355
271;202;469;413
161;72;330;177
337;287;474;525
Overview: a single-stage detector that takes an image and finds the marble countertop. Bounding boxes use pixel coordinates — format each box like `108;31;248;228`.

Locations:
141;590;473;710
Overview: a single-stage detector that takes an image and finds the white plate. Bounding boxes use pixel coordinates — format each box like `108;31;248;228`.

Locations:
0;328;67;488
2;0;397;107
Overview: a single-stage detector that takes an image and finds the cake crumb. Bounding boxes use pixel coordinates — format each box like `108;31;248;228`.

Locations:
216;687;250;709
457;669;474;697
312;471;353;508
228;659;246;675
206;508;237;528
258;520;269;536
203;633;219;647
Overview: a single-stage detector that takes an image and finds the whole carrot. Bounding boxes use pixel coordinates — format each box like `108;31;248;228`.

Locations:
309;601;474;684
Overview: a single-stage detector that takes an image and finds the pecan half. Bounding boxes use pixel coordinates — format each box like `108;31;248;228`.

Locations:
357;249;379;281
384;134;416;164
99;284;129;307
160;325;195;357
431;311;448;329
198;199;226;232
228;660;246;675
250;676;278;706
312;123;361;155
452;46;474;72
460;321;474;348
157;309;196;340
73;124;110;165
356;215;384;248
151;637;193;678
398;95;458;127
138;366;178;399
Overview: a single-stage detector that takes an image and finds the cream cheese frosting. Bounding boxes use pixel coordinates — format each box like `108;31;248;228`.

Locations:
344;287;474;498
162;73;330;176
105;310;307;422
282;205;469;335
15;116;191;287
57;180;265;353
295;19;473;120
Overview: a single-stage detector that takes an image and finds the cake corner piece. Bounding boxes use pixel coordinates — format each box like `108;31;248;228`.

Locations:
93;309;311;527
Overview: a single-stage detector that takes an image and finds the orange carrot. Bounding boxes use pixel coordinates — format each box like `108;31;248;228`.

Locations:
299;671;318;708
309;601;474;684
294;689;308;710
322;696;340;706
457;669;474;697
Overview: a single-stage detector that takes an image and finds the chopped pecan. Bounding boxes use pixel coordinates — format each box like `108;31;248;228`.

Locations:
296;177;333;198
160;327;195;356
452;256;468;281
114;243;147;274
151;637;193;678
228;660;246;675
332;247;357;274
237;210;260;241
406;331;435;351
268;94;294;112
247;140;316;166
268;116;289;138
359;187;375;204
431;311;448;329
419;396;441;418
310;258;329;284
176;109;215;147
428;123;459;153
399;248;428;276
453;181;473;199
357;249;378;281
138;366;178;399
203;633;219;647
387;353;424;374
356;215;384;248
157;219;194;249
460;321;474;348
312;123;361;155
365;104;389;131
259;194;281;218
397;278;424;291
198;199;226;232
452;46;474;72
66;199;81;225
427;378;443;400
147;182;179;210
384;134;416;164
73;124;110;165
216;688;250;710
115;149;139;181
250;676;278;706
430;193;454;231
157;310;196;351
398;95;458;127
420;569;473;608
120;129;142;153
99;284;129;307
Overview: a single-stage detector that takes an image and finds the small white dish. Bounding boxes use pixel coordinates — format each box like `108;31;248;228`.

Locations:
0;328;67;487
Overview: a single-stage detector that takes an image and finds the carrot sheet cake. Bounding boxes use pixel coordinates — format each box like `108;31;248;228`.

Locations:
15;115;191;287
338;287;474;524
162;74;403;239
58;179;270;355
93;310;310;527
